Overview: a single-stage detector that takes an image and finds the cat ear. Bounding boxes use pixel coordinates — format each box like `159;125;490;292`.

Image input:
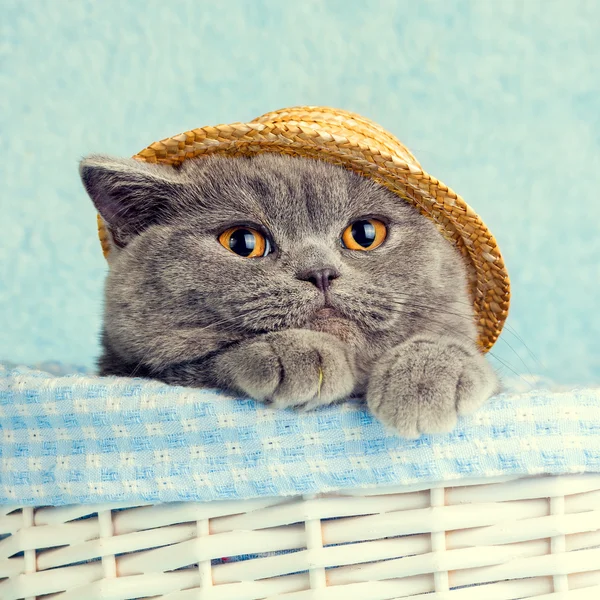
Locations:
79;154;185;248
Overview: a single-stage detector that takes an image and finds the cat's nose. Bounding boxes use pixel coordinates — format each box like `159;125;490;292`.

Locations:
297;267;340;292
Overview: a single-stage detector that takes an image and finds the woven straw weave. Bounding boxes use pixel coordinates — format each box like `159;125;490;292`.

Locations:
2;474;600;599
96;106;510;351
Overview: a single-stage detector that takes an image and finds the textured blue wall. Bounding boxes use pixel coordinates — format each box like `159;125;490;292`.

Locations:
1;0;599;384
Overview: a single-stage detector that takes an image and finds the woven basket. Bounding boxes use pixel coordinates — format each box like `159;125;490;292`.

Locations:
3;473;600;599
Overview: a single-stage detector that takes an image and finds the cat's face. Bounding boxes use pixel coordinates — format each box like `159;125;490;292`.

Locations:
81;153;474;379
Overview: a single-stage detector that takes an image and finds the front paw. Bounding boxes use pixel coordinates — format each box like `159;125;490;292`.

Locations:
367;338;498;438
215;329;355;409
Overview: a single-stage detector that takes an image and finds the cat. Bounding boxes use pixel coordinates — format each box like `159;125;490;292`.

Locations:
80;153;498;437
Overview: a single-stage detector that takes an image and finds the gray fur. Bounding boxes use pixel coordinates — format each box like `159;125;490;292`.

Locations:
367;336;498;437
213;329;355;410
80;153;498;436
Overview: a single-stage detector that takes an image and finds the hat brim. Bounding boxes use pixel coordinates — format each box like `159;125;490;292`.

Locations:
97;106;510;352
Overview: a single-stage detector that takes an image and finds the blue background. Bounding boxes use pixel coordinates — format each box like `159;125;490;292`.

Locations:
1;0;599;385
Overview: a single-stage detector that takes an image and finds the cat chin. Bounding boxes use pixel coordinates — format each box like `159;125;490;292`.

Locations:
306;315;359;345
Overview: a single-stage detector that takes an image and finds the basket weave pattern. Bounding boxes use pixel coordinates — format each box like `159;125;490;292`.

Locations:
2;474;599;599
97;106;510;351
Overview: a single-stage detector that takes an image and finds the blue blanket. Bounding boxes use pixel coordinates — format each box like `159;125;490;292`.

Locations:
1;364;599;506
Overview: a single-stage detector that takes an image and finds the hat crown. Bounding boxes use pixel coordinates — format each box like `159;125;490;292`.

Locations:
252;106;422;170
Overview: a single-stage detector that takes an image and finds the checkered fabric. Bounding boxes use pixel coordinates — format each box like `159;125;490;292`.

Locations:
1;364;599;506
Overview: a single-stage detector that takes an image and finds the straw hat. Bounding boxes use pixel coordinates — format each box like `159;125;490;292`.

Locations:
97;106;510;351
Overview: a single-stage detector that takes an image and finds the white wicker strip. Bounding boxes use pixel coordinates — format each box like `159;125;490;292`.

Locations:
1;474;599;599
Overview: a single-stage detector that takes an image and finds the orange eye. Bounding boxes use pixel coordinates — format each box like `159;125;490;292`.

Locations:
341;219;387;251
218;227;272;258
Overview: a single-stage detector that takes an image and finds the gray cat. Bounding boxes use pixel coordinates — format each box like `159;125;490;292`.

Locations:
80;153;498;437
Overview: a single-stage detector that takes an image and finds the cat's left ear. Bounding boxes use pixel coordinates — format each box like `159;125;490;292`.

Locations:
79;154;186;249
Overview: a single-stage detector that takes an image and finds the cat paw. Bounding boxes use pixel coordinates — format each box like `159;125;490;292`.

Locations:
215;329;355;409
367;338;498;438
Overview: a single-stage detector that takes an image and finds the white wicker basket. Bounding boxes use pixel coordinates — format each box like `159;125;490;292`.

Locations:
2;473;600;599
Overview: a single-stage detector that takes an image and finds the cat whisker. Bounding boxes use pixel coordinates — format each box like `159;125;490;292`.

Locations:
385;298;540;379
384;307;534;387
385;291;544;371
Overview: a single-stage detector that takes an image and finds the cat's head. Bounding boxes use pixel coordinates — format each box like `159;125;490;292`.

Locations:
80;153;475;375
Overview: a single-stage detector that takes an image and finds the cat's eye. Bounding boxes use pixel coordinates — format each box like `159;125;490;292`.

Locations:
341;219;387;251
218;227;272;258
